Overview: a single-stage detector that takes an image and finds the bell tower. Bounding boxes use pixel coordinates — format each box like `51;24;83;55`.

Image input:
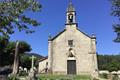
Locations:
66;0;77;25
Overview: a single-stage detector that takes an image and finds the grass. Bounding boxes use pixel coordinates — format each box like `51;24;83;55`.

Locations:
38;74;91;80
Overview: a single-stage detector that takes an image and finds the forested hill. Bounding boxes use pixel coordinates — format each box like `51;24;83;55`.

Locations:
98;54;120;72
24;53;45;59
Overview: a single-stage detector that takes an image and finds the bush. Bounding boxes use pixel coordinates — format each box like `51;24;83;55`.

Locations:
99;73;108;79
112;74;119;80
19;71;28;76
8;75;18;80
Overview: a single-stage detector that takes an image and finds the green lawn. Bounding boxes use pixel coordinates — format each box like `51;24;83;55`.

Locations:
38;74;91;80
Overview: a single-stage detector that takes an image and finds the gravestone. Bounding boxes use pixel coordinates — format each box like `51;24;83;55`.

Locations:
28;69;35;80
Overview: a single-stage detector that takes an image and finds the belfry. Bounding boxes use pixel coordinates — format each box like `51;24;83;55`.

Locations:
66;0;76;24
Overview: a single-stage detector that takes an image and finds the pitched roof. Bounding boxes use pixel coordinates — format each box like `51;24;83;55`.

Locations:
50;27;95;41
76;28;92;39
39;56;48;62
50;29;66;41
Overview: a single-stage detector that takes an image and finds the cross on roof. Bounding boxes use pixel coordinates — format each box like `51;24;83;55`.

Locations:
67;0;75;12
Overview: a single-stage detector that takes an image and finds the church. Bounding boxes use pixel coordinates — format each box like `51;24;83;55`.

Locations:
39;0;98;77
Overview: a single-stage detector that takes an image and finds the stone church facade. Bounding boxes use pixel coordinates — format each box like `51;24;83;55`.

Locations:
39;0;98;77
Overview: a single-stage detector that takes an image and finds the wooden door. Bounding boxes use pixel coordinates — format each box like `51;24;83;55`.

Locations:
67;60;76;74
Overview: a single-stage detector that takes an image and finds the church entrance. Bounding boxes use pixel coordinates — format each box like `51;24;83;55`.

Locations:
67;60;76;74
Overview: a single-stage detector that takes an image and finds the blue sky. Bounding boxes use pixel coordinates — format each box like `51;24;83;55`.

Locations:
10;0;120;56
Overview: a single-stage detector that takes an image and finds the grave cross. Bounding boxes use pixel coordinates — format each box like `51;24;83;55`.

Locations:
30;55;36;71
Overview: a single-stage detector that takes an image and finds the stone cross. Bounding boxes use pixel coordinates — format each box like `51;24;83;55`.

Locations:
28;55;36;80
30;55;36;71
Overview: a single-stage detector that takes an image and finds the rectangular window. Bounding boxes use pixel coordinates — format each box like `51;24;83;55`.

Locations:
68;40;73;47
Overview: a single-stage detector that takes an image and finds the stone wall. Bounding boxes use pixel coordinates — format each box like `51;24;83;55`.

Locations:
38;59;48;73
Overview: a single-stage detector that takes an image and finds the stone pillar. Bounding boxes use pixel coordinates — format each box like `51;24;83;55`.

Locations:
28;55;36;80
48;36;53;73
12;41;19;75
91;34;99;78
30;55;36;71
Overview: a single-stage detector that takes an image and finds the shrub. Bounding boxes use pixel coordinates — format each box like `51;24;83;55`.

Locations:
19;71;28;76
112;74;119;80
99;73;108;79
8;75;18;80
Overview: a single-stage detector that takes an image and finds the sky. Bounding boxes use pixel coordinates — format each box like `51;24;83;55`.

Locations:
10;0;120;56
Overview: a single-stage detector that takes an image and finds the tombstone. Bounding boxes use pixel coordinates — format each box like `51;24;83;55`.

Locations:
24;68;27;73
28;68;35;80
19;66;23;73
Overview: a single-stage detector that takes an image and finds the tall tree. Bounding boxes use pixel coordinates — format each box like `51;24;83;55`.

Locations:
111;0;120;42
0;0;41;37
10;41;31;74
0;36;8;52
98;55;120;71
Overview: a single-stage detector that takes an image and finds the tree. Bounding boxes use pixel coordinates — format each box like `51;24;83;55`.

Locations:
0;0;41;37
20;53;44;70
98;55;120;71
20;55;31;70
0;36;10;66
106;60;120;72
111;0;120;42
0;36;32;67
